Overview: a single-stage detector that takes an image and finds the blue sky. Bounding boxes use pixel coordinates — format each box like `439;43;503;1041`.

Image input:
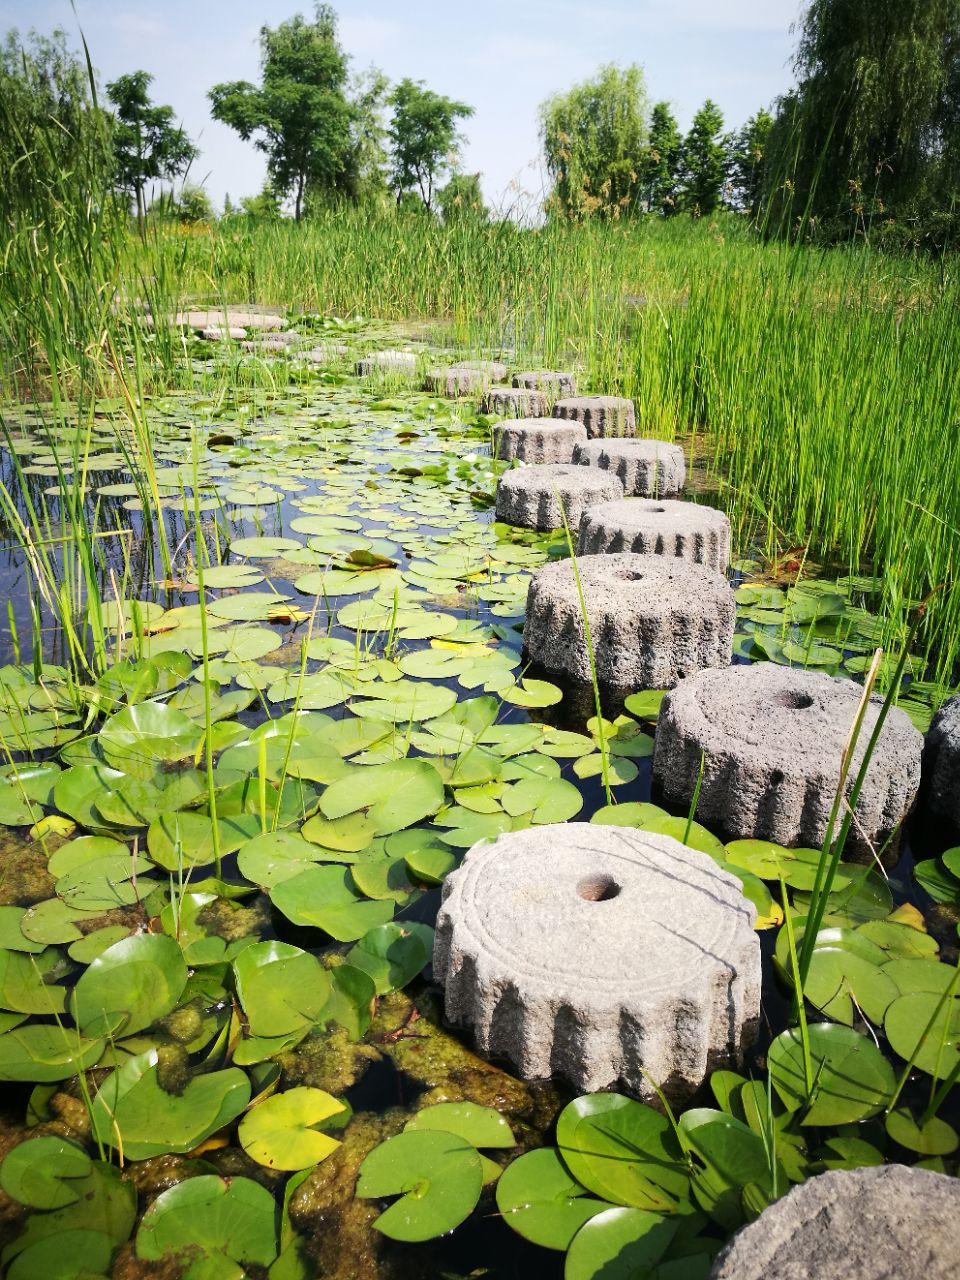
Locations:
3;1;803;211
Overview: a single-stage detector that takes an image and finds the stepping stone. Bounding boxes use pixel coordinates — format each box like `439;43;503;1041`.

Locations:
434;824;760;1100
480;387;550;418
578;497;730;571
524;552;734;688
182;310;284;332
424;367;491;396
710;1165;960;1280
924;694;960;827
553;395;636;438
511;370;577;397
355;350;418;377
492;418;587;464
573;438;685;497
495;464;623;532
202;326;246;341
303;343;348;363
653;664;923;853
240;334;301;353
451;358;508;381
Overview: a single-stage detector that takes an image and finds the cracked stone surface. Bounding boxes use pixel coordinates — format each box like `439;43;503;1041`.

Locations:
450;359;508;381
523;551;734;687
573;439;686;497
552;395;637;438
480;386;551;417
355;350;418;376
511;370;578;397
424;367;492;396
495;464;623;531
654;663;923;853
710;1165;960;1280
923;694;960;827
577;497;730;571
434;824;760;1100
493;418;588;464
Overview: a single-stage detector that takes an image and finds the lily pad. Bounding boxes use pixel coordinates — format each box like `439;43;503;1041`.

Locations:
495;1147;608;1250
137;1175;278;1269
270;866;394;941
356;1129;483;1242
72;933;187;1037
768;1024;896;1124
238;1086;347;1170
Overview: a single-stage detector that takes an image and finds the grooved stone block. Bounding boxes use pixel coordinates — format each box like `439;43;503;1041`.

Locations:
434;824;760;1100
424;367;491;397
240;333;301;353
182;310;284;332
511;370;578;397
495;464;623;532
524;552;734;688
303;343;349;363
924;694;960;827
577;497;730;571
202;326;246;341
451;359;508;382
710;1165;960;1280
493;418;588;464
480;387;551;418
355;350;418;376
553;395;636;438
573;439;685;497
653;664;923;853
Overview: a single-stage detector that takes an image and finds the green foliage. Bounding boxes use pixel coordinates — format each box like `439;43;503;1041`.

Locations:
642;101;683;214
680;98;727;215
388;78;473;210
437;172;488;223
727;109;774;218
106;70;197;234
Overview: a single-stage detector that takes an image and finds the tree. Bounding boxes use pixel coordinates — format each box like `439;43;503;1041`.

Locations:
209;4;352;221
106;70;197;237
727;109;774;219
240;185;284;220
680;99;727;215
387;79;473;210
642;101;682;214
437;172;488;223
344;66;391;206
540;64;649;219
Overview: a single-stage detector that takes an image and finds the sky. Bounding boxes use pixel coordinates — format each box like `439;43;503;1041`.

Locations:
2;0;803;212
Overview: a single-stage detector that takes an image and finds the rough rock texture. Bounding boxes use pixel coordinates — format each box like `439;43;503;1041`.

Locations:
480;387;551;418
511;370;578;397
434;824;760;1100
495;464;623;532
202;326;246;341
181;309;284;332
653;664;923;853
492;418;588;464
303;343;349;363
710;1165;960;1280
923;694;960;827
573;439;686;497
577;497;730;571
355;350;418;377
239;333;301;353
552;395;637;438
424;367;491;397
451;359;508;382
524;552;734;688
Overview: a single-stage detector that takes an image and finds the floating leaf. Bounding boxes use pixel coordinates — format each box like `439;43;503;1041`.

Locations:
232;941;331;1038
137;1175;279;1269
564;1206;683;1280
0;1136;92;1208
319;760;444;835
72;933;187;1036
768;1024;896;1124
356;1129;483;1242
495;1148;608;1250
270;866;394;941
346;923;433;993
239;1087;346;1170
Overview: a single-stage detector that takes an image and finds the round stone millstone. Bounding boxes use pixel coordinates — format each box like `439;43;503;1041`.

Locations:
202;326;246;341
495;464;623;532
451;358;508;382
552;395;637;438
511;370;578;397
923;694;960;827
480;387;551;418
424;366;491;397
523;552;734;688
355;350;418;377
653;664;923;853
303;343;348;363
709;1165;960;1280
492;418;588;464
434;824;760;1100
573;438;686;497
577;497;730;571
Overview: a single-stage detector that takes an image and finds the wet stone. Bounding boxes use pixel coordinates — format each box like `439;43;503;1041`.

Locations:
480;386;551;418
577;496;730;571
423;366;491;397
495;463;623;532
923;694;960;828
511;370;578;397
492;417;587;464
434;823;760;1100
573;438;686;497
523;551;735;688
450;358;508;381
654;663;923;853
710;1164;960;1280
355;350;418;377
552;395;636;438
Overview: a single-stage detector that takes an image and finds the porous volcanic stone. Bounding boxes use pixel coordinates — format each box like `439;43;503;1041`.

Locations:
451;359;508;381
577;497;730;571
480;387;551;418
573;438;686;497
653;664;923;853
495;464;623;532
239;333;301;353
710;1165;960;1280
524;552;734;688
424;367;491;397
202;326;246;341
303;343;349;363
492;418;587;464
511;370;578;397
181;309;284;332
923;694;960;827
355;350;418;376
553;395;636;438
434;824;760;1099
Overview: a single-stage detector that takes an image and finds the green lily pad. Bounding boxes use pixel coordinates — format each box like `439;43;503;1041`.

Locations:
0;1136;92;1208
884;990;960;1077
356;1129;483;1242
137;1175;279;1269
232;940;331;1038
495;1147;608;1250
501;776;583;823
98;700;200;767
564;1206;683;1280
270;866;394;941
72;933;187;1036
346;923;433;993
0;1023;105;1081
885;1107;958;1155
318;760;444;834
768;1024;896;1124
405;1101;515;1149
238;1087;347;1170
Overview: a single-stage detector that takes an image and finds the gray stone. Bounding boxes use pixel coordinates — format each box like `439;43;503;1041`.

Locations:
573;438;686;497
923;694;960;827
523;552;734;688
480;387;551;418
653;663;923;853
553;395;636;438
492;418;588;464
239;333;301;353
710;1164;960;1280
511;370;578;397
181;309;284;332
355;350;419;377
434;824;759;1100
577;497;730;571
451;359;508;382
303;343;349;363
495;464;623;532
201;326;246;341
424;367;491;397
